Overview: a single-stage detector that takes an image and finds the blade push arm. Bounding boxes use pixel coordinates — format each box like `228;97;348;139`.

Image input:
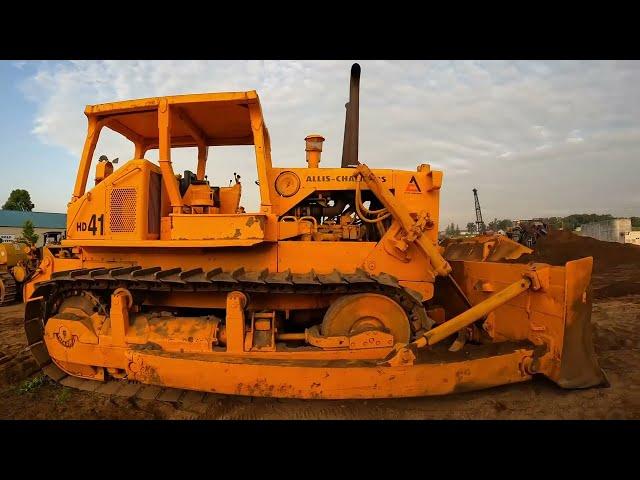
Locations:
384;269;545;366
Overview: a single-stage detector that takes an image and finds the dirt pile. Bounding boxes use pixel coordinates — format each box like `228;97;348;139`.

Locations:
512;230;640;298
515;229;640;273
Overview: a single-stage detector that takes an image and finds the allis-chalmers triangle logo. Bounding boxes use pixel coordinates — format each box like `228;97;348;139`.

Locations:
405;176;422;194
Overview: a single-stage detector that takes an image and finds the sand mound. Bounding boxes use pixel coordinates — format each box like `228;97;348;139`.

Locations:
511;229;640;298
514;229;640;273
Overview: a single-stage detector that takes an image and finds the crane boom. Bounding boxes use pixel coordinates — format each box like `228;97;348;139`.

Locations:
473;188;486;234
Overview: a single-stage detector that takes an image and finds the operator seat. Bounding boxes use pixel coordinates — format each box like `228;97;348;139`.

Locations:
180;170;220;207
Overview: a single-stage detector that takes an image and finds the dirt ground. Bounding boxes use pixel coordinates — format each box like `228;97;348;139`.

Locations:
1;232;639;419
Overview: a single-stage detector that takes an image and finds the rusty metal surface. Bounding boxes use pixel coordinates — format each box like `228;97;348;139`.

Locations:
122;345;534;399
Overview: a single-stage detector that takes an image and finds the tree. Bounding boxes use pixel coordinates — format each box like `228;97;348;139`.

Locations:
444;223;462;237
2;189;35;211
444;223;454;237
466;222;477;233
20;220;39;246
561;213;612;231
497;219;513;231
545;217;563;229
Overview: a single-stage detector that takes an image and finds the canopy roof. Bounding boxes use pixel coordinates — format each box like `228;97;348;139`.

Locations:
0;210;66;229
85;91;261;148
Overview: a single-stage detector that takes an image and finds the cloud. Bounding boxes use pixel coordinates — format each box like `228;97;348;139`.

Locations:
18;60;640;226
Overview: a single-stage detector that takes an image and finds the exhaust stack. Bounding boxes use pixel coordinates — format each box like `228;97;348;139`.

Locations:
341;63;361;168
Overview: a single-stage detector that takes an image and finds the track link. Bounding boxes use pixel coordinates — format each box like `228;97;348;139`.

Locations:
0;272;17;307
24;266;430;406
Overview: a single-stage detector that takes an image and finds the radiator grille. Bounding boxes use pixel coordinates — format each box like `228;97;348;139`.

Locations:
110;188;137;233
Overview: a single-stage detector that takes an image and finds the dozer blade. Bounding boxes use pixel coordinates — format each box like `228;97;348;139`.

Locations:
556;257;608;388
438;256;607;391
442;234;532;263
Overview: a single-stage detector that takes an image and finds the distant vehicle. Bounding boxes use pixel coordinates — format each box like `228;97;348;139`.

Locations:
506;219;548;248
0;242;37;305
42;231;65;245
0;231;66;305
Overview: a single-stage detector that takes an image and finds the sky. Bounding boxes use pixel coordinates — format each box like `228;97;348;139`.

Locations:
0;60;638;229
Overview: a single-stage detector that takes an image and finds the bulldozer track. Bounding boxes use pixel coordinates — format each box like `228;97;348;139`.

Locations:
0;272;17;307
24;266;428;406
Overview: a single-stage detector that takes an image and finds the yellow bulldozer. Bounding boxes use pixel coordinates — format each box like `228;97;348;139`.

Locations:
0;230;65;306
23;64;606;400
1;242;39;306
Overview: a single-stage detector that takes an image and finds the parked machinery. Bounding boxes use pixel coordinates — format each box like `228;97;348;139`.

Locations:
23;64;606;399
507;219;548;248
0;231;66;306
0;242;38;306
42;231;66;246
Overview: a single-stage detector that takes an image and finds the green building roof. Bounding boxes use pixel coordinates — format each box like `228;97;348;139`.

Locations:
0;210;66;229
